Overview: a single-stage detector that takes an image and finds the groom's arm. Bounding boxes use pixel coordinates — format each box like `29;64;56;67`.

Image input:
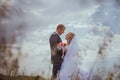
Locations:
49;34;62;55
49;34;58;49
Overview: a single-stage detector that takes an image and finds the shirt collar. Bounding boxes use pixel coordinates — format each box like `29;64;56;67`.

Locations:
55;32;60;36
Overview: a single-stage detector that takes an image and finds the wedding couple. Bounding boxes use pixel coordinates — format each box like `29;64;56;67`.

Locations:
49;24;89;80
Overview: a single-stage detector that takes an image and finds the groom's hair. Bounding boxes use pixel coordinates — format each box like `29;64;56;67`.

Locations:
56;24;65;30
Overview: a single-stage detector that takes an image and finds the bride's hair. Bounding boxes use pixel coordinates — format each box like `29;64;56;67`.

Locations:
67;32;75;45
68;32;75;39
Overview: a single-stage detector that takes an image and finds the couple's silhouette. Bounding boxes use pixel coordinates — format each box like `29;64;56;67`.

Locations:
49;24;89;80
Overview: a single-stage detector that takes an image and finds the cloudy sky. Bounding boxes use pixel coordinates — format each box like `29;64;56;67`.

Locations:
1;0;120;78
19;0;120;32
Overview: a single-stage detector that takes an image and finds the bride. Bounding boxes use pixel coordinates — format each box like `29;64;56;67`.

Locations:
57;32;89;80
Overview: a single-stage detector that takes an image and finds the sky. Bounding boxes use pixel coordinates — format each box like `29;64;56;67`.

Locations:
19;0;120;33
1;0;120;78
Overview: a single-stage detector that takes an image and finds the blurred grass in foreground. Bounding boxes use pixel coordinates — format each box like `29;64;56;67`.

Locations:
0;74;47;80
0;0;26;79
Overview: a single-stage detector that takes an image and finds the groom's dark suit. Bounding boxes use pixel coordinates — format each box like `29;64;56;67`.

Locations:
49;32;63;78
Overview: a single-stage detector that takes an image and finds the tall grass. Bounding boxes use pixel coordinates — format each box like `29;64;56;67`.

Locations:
0;0;26;80
88;34;120;80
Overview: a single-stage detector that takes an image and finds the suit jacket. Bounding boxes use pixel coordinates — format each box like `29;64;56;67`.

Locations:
49;32;63;64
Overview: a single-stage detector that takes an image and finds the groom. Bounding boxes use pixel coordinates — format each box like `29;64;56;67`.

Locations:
49;24;65;80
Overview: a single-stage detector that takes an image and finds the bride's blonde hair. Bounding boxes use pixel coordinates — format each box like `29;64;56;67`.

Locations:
67;32;75;45
68;32;75;39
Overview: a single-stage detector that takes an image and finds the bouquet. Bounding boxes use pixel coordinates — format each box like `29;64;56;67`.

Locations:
57;42;67;58
57;42;66;50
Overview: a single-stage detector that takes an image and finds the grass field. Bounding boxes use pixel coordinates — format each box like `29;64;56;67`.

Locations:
0;74;48;80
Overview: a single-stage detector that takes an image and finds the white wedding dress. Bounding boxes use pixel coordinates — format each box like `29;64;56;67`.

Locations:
57;37;89;80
